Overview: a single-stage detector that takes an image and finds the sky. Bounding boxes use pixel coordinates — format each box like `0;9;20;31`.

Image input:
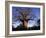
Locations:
12;7;40;28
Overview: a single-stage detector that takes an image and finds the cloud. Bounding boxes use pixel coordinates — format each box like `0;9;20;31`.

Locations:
12;21;22;28
27;20;38;27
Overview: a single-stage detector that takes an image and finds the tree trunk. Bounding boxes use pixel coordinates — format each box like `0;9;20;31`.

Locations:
23;20;28;29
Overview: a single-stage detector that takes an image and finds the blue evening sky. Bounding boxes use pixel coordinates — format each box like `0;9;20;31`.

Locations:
12;7;40;28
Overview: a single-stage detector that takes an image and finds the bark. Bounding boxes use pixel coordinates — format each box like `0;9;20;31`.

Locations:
22;20;28;29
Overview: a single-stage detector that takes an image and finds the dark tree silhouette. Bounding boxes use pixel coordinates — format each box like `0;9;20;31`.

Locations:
37;19;40;25
14;9;36;29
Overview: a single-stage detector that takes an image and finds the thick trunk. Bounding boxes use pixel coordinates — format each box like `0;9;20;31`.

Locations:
23;20;28;29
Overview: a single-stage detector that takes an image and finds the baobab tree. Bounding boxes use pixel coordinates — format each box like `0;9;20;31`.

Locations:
15;9;36;29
